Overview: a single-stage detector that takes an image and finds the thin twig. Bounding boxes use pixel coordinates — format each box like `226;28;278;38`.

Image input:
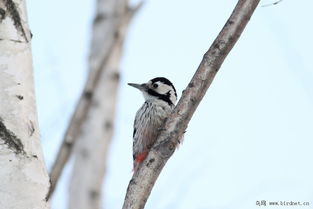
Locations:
262;0;283;7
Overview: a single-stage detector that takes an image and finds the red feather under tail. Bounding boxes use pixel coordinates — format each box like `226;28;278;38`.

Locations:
133;151;148;172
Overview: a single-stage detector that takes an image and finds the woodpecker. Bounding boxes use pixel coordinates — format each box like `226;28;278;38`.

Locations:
128;77;177;171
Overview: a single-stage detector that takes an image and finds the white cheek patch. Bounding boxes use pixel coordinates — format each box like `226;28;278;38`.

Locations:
156;83;170;94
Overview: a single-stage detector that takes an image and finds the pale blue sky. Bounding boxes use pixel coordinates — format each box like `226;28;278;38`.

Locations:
27;0;313;208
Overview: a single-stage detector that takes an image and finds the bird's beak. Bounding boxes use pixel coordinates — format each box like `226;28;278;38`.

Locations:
128;83;148;91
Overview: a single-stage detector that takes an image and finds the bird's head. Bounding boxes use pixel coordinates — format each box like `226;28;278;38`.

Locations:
128;77;177;106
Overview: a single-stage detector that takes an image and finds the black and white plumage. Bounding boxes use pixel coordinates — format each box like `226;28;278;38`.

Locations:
128;77;177;171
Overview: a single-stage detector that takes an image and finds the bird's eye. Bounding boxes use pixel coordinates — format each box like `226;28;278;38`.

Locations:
152;83;158;88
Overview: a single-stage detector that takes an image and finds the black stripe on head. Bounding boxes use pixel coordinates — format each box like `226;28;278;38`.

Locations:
150;77;177;98
147;89;173;106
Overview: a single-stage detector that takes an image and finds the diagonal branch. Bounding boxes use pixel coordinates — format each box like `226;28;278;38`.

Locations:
122;0;260;208
68;2;144;209
47;0;142;200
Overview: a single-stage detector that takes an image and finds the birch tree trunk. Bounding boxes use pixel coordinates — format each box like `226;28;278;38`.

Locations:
0;1;50;209
47;0;140;199
48;0;126;198
69;27;123;209
69;1;138;208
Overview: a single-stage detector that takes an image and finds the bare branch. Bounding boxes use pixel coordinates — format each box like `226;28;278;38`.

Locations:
122;0;261;208
47;0;136;200
68;2;144;209
262;0;283;7
128;0;144;18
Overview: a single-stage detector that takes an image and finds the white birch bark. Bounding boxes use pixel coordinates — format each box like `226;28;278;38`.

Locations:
0;1;50;209
69;32;123;209
48;0;134;199
69;0;138;208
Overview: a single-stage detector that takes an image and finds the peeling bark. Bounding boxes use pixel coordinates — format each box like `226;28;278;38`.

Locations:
122;0;261;208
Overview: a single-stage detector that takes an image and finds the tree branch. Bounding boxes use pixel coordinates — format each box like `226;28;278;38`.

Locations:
68;1;144;209
47;0;142;200
262;0;283;7
122;0;260;208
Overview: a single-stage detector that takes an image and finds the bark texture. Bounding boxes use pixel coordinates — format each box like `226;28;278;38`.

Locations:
68;0;138;208
0;1;50;209
47;0;126;199
122;0;260;208
48;0;142;201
